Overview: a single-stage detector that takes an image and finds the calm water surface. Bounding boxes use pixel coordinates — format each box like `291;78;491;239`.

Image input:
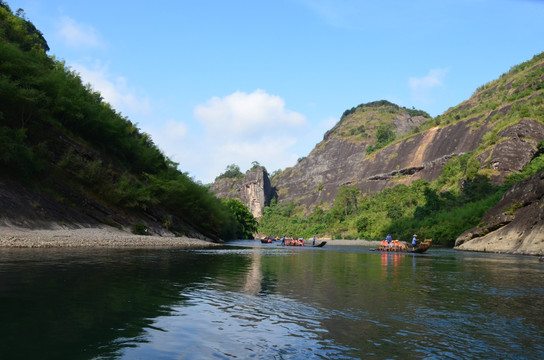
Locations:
1;240;543;359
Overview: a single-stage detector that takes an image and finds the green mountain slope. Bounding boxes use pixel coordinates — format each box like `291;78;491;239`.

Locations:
259;52;544;248
0;2;254;240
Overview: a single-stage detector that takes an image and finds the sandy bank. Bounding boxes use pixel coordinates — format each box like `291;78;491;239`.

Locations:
0;226;221;248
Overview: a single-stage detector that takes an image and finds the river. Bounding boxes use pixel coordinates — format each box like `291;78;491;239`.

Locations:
0;240;543;359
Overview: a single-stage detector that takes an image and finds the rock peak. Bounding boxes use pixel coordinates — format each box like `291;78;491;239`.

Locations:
210;166;274;219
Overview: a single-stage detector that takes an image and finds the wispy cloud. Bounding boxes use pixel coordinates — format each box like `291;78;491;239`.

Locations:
145;118;189;166
57;16;104;49
298;0;365;30
408;67;449;105
191;89;308;182
164;119;188;139
71;62;150;116
194;89;306;136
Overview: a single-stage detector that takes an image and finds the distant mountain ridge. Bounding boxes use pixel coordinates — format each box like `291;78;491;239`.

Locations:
211;52;544;253
271;52;544;211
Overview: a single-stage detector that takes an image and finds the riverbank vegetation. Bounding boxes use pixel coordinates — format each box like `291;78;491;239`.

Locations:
258;47;544;246
259;149;544;246
0;2;255;240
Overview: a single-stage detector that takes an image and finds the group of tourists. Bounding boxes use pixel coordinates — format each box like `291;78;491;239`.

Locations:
280;235;305;246
378;233;418;251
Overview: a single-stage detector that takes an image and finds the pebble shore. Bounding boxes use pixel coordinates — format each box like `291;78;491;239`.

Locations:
0;226;221;248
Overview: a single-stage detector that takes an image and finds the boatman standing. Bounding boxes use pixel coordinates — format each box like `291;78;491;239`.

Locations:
412;234;417;251
313;236;316;246
386;234;392;248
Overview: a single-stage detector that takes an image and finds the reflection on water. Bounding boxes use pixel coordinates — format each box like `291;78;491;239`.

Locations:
242;247;263;295
0;242;543;359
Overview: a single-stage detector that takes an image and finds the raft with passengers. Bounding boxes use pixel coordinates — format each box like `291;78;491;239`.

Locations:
373;234;432;253
261;236;326;247
281;236;327;247
376;239;432;253
260;237;277;244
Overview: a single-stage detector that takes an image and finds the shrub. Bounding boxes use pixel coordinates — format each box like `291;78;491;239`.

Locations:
131;222;148;235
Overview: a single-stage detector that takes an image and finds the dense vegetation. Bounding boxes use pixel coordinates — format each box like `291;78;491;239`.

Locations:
215;161;267;181
259;146;544;246
224;198;257;239
259;53;544;246
215;164;244;181
0;2;253;240
341;100;431;120
321;100;431;156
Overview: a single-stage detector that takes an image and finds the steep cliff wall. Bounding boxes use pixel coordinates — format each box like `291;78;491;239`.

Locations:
211;167;273;219
273;51;544;213
274;103;430;208
455;170;544;255
275;108;544;212
212;53;544;253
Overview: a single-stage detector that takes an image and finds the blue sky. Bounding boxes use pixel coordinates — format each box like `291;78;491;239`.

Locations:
9;0;544;183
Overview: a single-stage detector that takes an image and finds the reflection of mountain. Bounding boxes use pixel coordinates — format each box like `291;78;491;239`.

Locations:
0;248;237;359
2;246;542;359
242;248;263;295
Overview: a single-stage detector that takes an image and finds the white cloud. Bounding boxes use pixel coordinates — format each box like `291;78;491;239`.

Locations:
299;0;365;30
190;89;308;183
194;89;306;137
57;16;104;49
71;62;150;116
144;119;189;167
408;67;449;104
164;119;188;139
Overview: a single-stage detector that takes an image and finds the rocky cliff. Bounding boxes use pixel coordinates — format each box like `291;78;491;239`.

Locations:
210;53;544;253
0;176;212;241
274;107;544;212
455;170;544;255
210;166;274;219
271;53;544;214
273;102;429;208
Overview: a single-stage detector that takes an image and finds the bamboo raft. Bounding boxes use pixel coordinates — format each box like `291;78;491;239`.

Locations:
372;239;432;253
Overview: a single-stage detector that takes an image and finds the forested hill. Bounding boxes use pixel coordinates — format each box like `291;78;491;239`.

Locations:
258;51;544;250
0;2;256;240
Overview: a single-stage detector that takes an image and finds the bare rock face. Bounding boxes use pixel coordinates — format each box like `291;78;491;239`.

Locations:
0;177;209;240
275;112;544;212
274;106;431;208
455;170;544;255
486;118;544;183
210;167;273;219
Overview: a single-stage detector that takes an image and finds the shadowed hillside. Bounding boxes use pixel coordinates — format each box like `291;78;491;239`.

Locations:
0;2;256;241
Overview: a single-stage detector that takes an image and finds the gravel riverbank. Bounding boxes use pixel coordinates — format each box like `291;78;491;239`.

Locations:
0;226;221;248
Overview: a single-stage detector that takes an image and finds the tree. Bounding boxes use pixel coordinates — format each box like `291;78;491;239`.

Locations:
270;169;282;179
332;185;360;218
216;163;243;180
224;198;257;239
376;123;395;144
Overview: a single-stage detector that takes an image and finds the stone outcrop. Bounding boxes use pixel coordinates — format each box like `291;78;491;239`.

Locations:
274;106;431;208
455;170;544;255
212;54;544;254
210;166;273;219
274;111;544;212
0;177;212;241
